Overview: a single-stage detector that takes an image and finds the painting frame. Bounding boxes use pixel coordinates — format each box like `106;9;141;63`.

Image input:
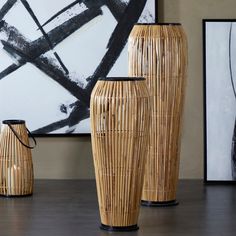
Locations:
203;19;236;183
0;0;158;137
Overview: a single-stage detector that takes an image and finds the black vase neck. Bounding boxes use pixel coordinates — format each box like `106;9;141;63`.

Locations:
2;120;25;125
98;77;145;81
135;23;181;26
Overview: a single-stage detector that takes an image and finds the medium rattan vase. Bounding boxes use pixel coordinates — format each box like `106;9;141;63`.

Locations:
128;23;188;206
90;77;150;231
0;120;36;197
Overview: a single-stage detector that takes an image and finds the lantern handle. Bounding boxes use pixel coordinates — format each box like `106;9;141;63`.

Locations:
8;124;37;149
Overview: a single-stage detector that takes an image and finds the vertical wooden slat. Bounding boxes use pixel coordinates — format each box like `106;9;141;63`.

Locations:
128;24;188;203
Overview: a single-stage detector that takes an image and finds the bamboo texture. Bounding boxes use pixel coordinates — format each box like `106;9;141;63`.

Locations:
90;78;150;227
0;122;34;196
128;24;188;202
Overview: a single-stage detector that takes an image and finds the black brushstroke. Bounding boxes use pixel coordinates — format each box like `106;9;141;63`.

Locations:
33;100;89;134
105;0;127;21
60;104;68;114
34;56;90;106
84;0;126;21
0;7;102;79
0;20;31;50
85;0;148;93
67;100;89;127
0;0;17;21
20;0;69;74
229;23;236;99
232;118;236;180
0;20;30;79
107;0;147;49
32;118;69;134
40;0;126;29
229;23;236;180
0;20;4;28
0;21;30;79
1;40;90;106
52;52;69;74
32;0;148;134
1;0;149;134
0;63;22;79
31;7;102;56
40;0;82;28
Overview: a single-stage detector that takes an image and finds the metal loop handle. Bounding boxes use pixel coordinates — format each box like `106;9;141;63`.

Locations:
8;124;37;149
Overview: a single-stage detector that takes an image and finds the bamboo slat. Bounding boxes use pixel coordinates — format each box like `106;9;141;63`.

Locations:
128;24;188;204
90;77;150;230
0;120;34;196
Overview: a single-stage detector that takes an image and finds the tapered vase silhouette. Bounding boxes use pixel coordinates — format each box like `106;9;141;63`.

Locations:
90;77;150;231
128;23;188;206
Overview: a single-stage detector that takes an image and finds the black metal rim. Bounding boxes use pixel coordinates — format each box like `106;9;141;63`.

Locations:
98;77;145;81
0;193;33;198
135;23;181;26
141;200;179;207
100;224;139;232
2;120;25;125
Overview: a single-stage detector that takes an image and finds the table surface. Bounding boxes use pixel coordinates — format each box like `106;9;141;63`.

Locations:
0;180;236;236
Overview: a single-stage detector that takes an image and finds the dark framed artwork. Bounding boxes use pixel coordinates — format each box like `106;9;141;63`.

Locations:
203;19;236;182
0;0;157;136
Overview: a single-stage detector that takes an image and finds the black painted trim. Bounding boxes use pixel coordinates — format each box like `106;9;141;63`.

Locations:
203;19;207;183
204;181;236;185
203;19;236;183
2;120;25;125
0;193;33;198
100;224;139;232
141;200;179;207
135;23;181;26
98;77;145;81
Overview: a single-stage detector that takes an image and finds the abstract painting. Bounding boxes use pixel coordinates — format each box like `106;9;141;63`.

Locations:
203;20;236;182
0;0;156;135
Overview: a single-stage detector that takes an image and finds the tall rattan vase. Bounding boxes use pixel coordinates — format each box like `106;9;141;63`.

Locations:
128;23;188;206
90;77;150;231
0;120;36;197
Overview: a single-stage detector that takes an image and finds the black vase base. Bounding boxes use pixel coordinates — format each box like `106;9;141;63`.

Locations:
100;224;139;232
141;200;179;207
0;193;33;198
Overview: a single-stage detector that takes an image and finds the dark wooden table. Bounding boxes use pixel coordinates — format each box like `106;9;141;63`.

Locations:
0;180;235;236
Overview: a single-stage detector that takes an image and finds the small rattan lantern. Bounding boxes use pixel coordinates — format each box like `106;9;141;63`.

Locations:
0;120;36;197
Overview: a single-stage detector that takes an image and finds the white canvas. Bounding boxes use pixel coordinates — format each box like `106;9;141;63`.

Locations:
0;0;155;135
205;21;236;181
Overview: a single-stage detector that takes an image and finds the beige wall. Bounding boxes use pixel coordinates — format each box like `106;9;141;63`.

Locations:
32;0;236;179
33;136;94;179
